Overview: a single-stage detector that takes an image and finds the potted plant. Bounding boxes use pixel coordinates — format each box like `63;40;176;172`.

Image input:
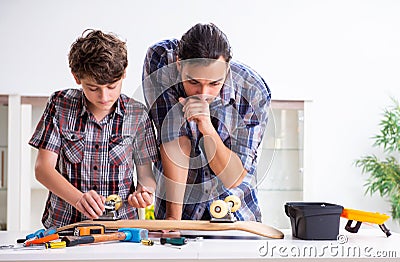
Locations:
355;98;400;221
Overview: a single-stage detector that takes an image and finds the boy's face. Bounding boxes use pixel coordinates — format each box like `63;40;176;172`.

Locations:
74;73;125;114
178;56;228;102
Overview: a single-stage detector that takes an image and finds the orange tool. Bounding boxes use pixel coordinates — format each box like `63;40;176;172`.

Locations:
24;234;60;246
341;208;391;237
73;224;105;236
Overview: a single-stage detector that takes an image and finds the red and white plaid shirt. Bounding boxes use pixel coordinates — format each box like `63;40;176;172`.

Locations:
29;89;158;228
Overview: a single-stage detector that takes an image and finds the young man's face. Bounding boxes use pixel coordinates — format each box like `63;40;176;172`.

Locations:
74;74;124;114
178;56;229;102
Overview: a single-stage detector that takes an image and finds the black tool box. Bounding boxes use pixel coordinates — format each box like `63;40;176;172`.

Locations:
285;202;343;240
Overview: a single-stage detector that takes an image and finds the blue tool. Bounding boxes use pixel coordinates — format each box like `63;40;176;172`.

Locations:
18;226;57;243
25;229;45;240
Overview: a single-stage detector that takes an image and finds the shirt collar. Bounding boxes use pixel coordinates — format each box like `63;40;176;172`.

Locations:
114;96;125;117
79;90;125;118
219;66;235;106
80;91;90;117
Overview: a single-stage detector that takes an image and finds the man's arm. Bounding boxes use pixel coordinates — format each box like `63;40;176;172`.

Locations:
180;97;247;188
160;136;191;220
202;130;247;188
35;148;105;218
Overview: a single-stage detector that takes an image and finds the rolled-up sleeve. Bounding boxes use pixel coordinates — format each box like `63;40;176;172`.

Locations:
29;93;61;154
229;75;271;176
142;41;190;145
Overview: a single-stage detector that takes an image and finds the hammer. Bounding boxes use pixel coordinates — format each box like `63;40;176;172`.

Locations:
62;228;148;247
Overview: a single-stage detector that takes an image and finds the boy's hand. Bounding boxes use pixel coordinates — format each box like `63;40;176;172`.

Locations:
75;190;105;219
127;186;154;208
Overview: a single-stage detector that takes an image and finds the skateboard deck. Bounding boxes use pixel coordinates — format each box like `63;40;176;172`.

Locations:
57;219;284;239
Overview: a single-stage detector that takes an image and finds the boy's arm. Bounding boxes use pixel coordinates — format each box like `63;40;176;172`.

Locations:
136;163;156;193
35;148;105;219
127;163;155;208
160;136;191;220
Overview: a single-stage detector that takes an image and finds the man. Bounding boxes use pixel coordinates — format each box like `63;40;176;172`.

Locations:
29;29;158;228
143;23;271;221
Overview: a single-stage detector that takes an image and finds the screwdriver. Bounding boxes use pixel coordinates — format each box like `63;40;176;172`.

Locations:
160;237;187;246
141;239;181;249
44;241;67;249
10;241;67;250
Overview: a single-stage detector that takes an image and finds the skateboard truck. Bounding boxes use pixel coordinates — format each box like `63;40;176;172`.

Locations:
210;196;241;223
95;195;122;221
210;211;237;223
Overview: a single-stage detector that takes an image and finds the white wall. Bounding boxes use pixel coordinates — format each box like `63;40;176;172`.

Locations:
1;0;400;232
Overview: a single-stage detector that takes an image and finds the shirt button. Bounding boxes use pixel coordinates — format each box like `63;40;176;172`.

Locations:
205;190;209;194
95;144;99;149
92;185;98;191
93;166;98;171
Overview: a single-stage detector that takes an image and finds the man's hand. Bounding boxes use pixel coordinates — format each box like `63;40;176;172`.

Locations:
127;186;154;208
179;96;216;135
75;190;106;219
179;95;247;189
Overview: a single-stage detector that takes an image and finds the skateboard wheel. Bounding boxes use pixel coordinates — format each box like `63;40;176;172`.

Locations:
224;195;241;212
106;194;122;210
210;200;228;219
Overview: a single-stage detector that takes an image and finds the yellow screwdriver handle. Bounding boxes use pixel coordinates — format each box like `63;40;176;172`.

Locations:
45;241;66;249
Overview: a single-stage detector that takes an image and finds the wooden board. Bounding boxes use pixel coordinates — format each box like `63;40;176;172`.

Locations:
57;219;284;239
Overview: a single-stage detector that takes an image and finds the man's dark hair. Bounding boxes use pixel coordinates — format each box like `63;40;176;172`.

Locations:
69;29;128;85
177;23;232;64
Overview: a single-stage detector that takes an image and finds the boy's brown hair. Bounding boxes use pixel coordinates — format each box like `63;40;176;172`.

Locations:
69;29;128;85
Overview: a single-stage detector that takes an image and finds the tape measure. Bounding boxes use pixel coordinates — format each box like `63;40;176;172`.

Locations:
73;224;106;236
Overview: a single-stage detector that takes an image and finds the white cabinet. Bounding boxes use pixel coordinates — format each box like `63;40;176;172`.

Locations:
0;95;48;231
257;100;311;229
0;104;8;230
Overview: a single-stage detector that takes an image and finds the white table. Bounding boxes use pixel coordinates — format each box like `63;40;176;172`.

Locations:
0;229;399;261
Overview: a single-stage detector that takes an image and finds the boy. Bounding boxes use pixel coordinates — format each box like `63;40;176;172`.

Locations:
30;29;158;228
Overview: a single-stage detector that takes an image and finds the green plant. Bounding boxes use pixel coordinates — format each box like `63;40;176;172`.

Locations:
355;98;400;221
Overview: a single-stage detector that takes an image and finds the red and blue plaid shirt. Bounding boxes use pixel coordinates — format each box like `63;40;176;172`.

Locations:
143;39;271;221
29;89;158;228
